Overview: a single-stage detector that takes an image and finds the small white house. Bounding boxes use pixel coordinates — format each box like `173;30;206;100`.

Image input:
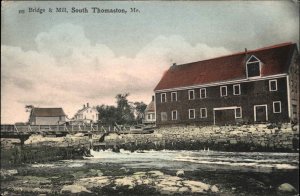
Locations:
73;103;99;124
143;96;156;124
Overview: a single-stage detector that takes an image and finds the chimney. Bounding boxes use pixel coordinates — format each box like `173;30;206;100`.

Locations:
172;63;176;67
152;95;154;101
87;103;89;108
245;48;247;54
83;104;85;108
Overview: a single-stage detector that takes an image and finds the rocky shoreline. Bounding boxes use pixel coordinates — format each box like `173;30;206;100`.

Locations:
104;123;299;152
1;158;298;195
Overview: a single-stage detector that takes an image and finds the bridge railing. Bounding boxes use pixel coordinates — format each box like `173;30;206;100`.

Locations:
1;124;15;132
1;124;148;135
1;124;106;134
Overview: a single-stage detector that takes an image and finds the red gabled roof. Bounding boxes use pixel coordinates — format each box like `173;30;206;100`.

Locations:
31;108;66;117
154;42;296;91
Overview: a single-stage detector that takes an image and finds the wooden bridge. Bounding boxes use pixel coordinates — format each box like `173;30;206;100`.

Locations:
1;124;154;144
1;124;105;144
1;124;105;136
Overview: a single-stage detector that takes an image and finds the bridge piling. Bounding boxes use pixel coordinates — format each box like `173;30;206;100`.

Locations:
19;135;29;147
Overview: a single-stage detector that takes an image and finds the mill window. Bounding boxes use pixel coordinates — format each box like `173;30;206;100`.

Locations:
172;110;178;120
246;56;261;77
200;88;207;99
171;92;177;102
233;84;241;95
273;101;281;113
161;93;167;102
220;86;227;97
189;109;195;119
200;108;207;118
188;90;195;100
269;80;278;91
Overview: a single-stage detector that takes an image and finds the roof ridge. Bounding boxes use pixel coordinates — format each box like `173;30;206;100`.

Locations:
154;42;295;91
249;42;294;52
176;42;295;67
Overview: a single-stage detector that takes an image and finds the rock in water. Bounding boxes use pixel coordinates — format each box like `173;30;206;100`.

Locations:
74;133;85;137
176;170;185;177
277;183;297;193
61;185;91;194
210;185;219;192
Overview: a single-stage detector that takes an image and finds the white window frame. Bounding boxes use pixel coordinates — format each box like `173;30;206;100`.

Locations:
269;79;278;91
220;86;227;97
188;90;195;100
171;92;177;102
200;88;207;99
161;93;167;102
189;109;195;119
200;108;207;118
273;101;282;113
235;107;242;118
172;110;177;120
246;55;261;78
233;84;241;95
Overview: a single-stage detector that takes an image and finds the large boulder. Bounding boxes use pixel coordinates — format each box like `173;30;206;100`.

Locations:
61;184;91;194
210;185;219;193
74;133;85;137
277;183;297;193
176;170;185;177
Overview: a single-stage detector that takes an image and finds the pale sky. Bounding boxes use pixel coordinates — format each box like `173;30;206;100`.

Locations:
1;1;299;123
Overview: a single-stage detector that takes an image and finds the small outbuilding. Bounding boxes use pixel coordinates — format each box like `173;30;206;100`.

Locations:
29;107;66;125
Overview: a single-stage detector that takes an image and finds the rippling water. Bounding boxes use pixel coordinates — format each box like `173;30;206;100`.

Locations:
32;150;299;173
4;150;296;195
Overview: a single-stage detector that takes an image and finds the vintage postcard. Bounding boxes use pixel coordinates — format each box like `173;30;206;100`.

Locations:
1;1;299;195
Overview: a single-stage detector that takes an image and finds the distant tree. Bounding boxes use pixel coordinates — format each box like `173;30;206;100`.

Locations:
96;105;118;126
115;93;135;125
134;102;147;124
96;93;147;126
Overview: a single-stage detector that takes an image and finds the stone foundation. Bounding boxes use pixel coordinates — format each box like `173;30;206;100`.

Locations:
0;134;93;167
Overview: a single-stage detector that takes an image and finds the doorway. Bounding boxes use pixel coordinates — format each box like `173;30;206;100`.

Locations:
254;105;268;122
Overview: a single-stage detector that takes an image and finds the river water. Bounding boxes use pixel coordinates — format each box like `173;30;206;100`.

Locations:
88;150;299;171
2;150;299;195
